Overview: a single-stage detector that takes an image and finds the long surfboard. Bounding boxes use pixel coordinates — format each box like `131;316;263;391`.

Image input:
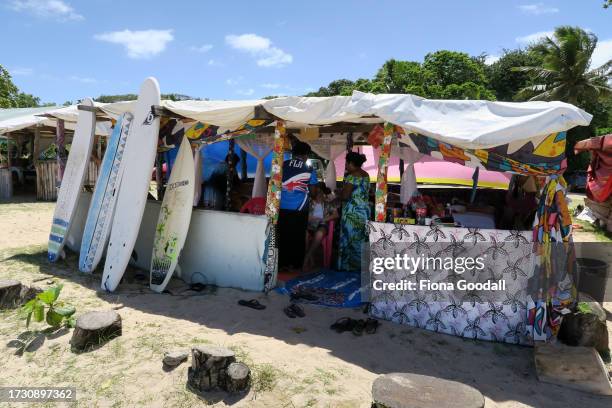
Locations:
79;112;133;273
150;136;195;292
102;78;161;291
48;98;96;262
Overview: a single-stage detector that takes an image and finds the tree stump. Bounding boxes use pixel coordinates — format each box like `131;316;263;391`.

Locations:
19;285;43;304
0;280;22;309
225;362;250;393
187;346;236;392
372;373;484;408
558;311;609;357
70;310;122;351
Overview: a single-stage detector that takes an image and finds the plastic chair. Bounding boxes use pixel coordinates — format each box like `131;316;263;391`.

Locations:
322;220;335;268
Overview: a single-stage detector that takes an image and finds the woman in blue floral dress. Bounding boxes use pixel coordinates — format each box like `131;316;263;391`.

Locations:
338;152;371;271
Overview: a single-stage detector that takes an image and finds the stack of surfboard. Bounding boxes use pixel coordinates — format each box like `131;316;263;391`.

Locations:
47;77;195;293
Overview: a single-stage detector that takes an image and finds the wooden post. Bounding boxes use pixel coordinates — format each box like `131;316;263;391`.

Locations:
374;123;395;222
6;133;12;168
56;119;66;187
33;126;40;165
225;139;236;210
240;149;247;180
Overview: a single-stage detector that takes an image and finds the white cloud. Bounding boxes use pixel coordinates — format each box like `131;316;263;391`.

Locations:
207;59;223;67
484;55;500;65
236;89;255;96
261;83;281;89
9;0;83;21
592;39;612;69
69;75;96;84
10;67;34;76
225;33;293;68
518;3;559;15
225;76;243;86
190;44;213;53
94;29;174;59
516;30;554;44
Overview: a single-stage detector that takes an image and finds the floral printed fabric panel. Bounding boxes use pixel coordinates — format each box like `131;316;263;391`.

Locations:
368;222;537;345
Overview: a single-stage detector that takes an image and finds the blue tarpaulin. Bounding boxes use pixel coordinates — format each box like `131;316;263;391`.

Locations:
277;270;363;308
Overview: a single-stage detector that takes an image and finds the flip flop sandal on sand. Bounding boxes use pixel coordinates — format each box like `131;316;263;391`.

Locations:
352;319;366;336
289;303;305;318
238;299;266;310
365;318;380;334
330;317;355;333
284;306;297;318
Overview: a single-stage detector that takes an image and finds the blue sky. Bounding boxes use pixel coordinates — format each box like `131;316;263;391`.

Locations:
1;0;611;104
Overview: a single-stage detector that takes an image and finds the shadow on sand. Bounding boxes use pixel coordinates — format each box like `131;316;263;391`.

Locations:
6;248;612;408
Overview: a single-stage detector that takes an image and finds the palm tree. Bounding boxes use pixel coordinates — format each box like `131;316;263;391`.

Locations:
514;26;611;105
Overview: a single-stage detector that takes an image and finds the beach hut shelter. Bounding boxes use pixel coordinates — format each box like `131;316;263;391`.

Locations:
86;91;590;345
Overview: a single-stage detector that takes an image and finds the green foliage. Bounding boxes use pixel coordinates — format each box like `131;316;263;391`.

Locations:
21;284;76;329
596;127;612;136
95;93;200;103
514;26;611;105
486;49;543;101
94;94;138;103
307;51;495;100
422;50;487;89
0;64;47;107
0;64;19;108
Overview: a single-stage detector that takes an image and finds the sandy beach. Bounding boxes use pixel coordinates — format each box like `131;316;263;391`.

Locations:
0;198;611;408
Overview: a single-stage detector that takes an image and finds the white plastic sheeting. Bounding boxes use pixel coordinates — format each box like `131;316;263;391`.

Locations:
236;134;274;198
91;91;591;150
0;106;59;134
397;147;423;204
346;91;592;149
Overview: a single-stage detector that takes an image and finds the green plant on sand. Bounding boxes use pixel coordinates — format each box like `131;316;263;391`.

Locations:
21;284;76;328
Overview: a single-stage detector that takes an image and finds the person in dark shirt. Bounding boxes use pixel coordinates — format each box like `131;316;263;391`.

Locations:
278;141;318;271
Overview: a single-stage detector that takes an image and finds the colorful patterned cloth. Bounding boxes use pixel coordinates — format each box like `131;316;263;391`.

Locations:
374;123;394;222
338;174;371;271
402;131;567;176
265;121;286;224
528;175;576;340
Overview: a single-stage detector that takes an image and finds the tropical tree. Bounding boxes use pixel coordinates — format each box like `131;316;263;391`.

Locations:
514;26;611;105
485;49;543;101
1;65;19;108
1;64;47;108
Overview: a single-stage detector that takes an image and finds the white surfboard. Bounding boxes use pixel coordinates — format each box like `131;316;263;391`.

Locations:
101;78;161;291
48;98;96;262
150;136;195;292
79;112;133;273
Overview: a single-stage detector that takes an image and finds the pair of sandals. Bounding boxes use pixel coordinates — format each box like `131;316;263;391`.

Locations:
330;317;380;336
284;303;305;318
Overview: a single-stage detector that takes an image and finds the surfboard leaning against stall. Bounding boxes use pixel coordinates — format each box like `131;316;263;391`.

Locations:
101;77;161;292
150;135;195;293
48;98;96;262
79;112;133;273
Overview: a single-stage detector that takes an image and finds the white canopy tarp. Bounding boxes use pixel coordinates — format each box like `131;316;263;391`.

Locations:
93;90;592;150
346;91;592;149
40;104;112;136
0;106;60;134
